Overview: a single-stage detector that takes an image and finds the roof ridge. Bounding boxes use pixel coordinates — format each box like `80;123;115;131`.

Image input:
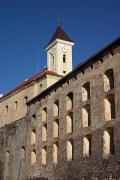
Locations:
0;69;60;100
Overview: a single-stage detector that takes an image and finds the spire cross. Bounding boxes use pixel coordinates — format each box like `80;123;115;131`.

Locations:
57;12;60;25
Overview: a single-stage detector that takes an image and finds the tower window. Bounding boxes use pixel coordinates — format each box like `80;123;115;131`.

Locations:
51;55;55;68
63;71;66;74
63;54;66;63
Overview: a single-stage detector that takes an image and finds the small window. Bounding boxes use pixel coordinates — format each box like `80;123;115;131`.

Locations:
63;71;66;74
6;105;8;113
63;54;66;63
40;84;42;88
5;150;10;170
51;55;55;68
15;101;18;110
6;151;10;163
24;96;28;103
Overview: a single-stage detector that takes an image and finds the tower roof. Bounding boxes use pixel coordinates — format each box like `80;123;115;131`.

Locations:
46;25;74;47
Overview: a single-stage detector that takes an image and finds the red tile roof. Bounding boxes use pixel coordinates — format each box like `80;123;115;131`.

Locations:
0;69;60;100
46;25;74;47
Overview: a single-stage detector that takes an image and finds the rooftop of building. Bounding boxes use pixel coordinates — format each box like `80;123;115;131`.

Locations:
0;69;62;101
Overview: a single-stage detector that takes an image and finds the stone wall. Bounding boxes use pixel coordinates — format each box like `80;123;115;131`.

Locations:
26;49;120;179
0;118;28;180
0;74;61;128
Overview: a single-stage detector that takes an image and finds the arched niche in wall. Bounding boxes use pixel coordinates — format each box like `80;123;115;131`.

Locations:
53;100;59;117
31;129;36;145
66;92;73;111
82;82;90;102
83;134;92;158
103;127;114;157
53;119;59;138
41;146;47;165
67;140;73;161
104;94;116;121
42;107;47;122
53;143;58;164
82;104;91;127
31;149;36;165
104;69;114;92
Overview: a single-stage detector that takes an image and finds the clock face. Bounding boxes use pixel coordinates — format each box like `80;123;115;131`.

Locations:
63;46;67;53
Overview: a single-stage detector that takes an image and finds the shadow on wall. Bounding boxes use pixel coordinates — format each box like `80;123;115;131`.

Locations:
0;160;3;180
25;178;48;180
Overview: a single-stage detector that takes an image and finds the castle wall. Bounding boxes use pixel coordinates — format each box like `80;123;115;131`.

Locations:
26;49;120;179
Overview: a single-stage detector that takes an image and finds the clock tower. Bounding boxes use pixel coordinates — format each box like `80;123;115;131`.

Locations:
45;25;74;76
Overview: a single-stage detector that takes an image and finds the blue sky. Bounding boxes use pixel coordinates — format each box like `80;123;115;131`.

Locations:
0;0;120;94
